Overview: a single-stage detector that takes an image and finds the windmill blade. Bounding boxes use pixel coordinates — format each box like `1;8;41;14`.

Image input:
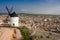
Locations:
6;6;10;13
5;6;10;15
10;7;13;13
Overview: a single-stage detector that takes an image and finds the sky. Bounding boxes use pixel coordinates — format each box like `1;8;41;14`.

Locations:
0;0;60;15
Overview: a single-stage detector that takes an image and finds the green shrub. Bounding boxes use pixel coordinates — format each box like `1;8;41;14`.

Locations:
46;36;50;38
18;27;30;40
40;35;43;38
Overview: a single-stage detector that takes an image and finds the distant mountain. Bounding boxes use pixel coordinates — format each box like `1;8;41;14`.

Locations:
19;13;60;16
0;13;8;15
0;13;60;16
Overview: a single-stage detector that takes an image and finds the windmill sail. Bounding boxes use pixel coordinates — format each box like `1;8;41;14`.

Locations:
6;6;10;15
10;7;13;13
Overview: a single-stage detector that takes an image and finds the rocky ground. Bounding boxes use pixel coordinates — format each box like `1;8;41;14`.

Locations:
19;15;60;33
0;27;23;40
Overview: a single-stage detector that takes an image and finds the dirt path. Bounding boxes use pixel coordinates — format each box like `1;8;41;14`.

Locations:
0;28;14;40
0;27;23;40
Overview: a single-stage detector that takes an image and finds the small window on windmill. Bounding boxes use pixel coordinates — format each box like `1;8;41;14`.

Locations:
13;23;15;26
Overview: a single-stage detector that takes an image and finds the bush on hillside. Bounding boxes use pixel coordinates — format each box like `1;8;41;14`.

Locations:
19;27;30;40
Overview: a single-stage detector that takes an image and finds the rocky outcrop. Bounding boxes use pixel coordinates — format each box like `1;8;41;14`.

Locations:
0;27;23;40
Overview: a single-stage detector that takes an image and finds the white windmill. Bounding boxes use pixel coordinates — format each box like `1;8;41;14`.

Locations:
6;6;19;27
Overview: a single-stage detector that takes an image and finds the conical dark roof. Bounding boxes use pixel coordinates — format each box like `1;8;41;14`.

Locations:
9;12;18;17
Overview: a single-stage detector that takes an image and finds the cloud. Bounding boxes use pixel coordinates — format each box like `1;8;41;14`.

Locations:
36;6;60;15
20;5;60;15
21;9;27;11
19;9;29;13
